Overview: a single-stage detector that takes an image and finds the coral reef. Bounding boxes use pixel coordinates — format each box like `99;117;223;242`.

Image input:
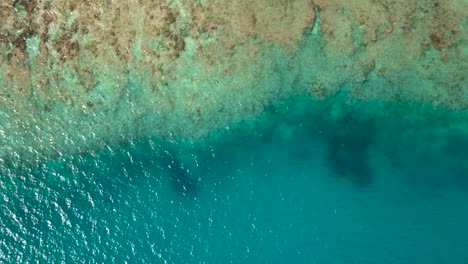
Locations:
0;0;467;165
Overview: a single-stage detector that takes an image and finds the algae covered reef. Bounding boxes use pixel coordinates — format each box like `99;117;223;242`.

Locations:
0;0;467;165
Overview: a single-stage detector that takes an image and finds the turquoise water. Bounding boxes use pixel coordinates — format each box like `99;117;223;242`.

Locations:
1;95;468;263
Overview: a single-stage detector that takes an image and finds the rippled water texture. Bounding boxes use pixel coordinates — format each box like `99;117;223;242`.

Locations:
1;0;468;262
1;96;468;263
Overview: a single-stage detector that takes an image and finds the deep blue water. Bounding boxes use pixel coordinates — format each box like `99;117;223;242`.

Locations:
1;96;468;263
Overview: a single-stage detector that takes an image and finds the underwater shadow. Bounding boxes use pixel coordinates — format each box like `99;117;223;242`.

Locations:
157;147;199;199
69;138;201;200
325;113;376;188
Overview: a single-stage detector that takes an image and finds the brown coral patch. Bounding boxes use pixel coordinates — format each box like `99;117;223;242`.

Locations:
53;34;80;62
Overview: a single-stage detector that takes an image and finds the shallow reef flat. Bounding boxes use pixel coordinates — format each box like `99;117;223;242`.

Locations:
0;0;467;165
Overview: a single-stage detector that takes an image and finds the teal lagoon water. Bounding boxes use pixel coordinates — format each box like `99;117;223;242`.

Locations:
1;96;468;263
